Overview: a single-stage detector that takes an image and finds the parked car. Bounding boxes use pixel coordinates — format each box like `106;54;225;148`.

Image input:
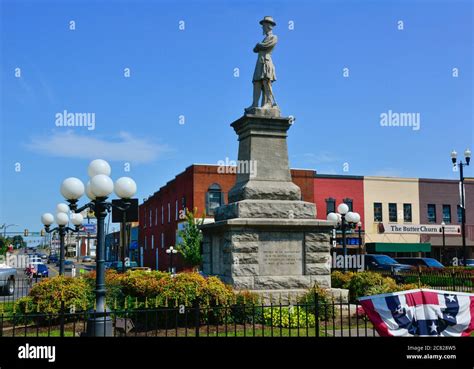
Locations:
104;261;113;269
55;259;75;268
0;265;16;295
48;255;59;264
365;254;414;272
33;263;49;278
110;261;139;271
395;257;444;269
82;256;93;263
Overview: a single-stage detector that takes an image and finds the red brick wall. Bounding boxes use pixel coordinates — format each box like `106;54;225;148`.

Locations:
313;176;365;226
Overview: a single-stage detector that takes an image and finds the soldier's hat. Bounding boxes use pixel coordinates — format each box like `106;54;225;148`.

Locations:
259;16;276;27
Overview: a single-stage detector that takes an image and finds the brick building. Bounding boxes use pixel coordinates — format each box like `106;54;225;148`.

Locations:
313;174;365;252
419;178;474;261
138;164;315;270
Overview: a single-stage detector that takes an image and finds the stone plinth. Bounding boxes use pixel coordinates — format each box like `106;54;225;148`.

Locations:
227;115;301;203
200;113;335;298
201;218;333;295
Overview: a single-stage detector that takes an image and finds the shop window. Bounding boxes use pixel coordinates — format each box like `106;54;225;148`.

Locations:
389;203;397;222
374;203;383;222
326;198;336;215
427;204;436;223
343;198;353;212
403;203;412;222
442;205;451;224
206;183;223;216
457;205;463;223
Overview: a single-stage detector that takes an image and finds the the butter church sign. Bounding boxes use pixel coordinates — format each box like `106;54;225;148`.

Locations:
380;223;461;235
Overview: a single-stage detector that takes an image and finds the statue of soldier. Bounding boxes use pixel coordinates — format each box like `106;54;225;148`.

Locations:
245;16;279;113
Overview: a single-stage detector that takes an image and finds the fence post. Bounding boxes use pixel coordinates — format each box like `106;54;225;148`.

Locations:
314;290;319;338
417;266;422;288
60;300;65;338
451;268;456;292
194;298;200;337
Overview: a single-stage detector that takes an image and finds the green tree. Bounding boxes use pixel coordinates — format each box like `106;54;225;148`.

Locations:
176;208;205;268
11;235;25;249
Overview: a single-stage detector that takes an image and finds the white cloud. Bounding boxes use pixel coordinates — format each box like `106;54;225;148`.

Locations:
303;151;338;164
24;130;170;164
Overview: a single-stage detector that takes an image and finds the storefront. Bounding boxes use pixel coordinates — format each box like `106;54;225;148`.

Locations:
365;242;431;257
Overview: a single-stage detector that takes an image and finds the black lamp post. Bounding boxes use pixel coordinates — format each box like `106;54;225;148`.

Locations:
451;149;471;266
41;206;83;275
52;160;137;337
357;221;363;255
327;204;361;271
440;221;446;264
166;246;178;274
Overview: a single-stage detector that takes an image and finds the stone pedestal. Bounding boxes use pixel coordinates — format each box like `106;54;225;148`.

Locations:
201;113;334;300
201;219;332;290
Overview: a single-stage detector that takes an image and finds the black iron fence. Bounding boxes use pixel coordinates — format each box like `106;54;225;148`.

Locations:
379;268;474;292
0;275;36;308
0;293;377;338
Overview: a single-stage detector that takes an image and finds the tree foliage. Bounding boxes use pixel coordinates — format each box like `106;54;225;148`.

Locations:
176;208;205;268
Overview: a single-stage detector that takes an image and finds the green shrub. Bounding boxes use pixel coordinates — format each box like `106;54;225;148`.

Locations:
263;306;316;328
331;271;356;289
348;271;396;302
298;286;337;321
15;276;93;324
231;291;263;324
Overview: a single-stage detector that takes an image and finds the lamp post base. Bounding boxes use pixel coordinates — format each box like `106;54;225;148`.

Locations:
85;314;113;337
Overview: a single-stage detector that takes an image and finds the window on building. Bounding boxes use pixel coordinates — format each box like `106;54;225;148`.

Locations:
442;205;452;224
343;198;353;212
151;235;154;249
326;198;336;215
144;236;147;250
175;200;178;220
374;203;383;222
427;204;436;223
182;196;186;210
155;208;158;225
168;203;170;223
143;209;147;228
206;183;223;216
149;210;152;227
403;203;412;222
161;233;164;249
161;205;164;225
457;205;463;223
388;203;397;222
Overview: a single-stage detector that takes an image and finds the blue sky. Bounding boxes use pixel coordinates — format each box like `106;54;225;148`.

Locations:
1;0;472;232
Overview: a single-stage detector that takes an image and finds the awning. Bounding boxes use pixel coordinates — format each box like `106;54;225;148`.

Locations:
365;242;431;253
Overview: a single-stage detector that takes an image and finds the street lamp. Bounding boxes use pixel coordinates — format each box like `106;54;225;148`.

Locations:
166;246;178;275
41;210;83;275
58;159;137;337
0;223;19;239
357;221;363;255
451;148;471;266
327;204;360;271
441;221;446;265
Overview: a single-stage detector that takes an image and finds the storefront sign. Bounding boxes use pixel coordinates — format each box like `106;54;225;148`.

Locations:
379;223;461;235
